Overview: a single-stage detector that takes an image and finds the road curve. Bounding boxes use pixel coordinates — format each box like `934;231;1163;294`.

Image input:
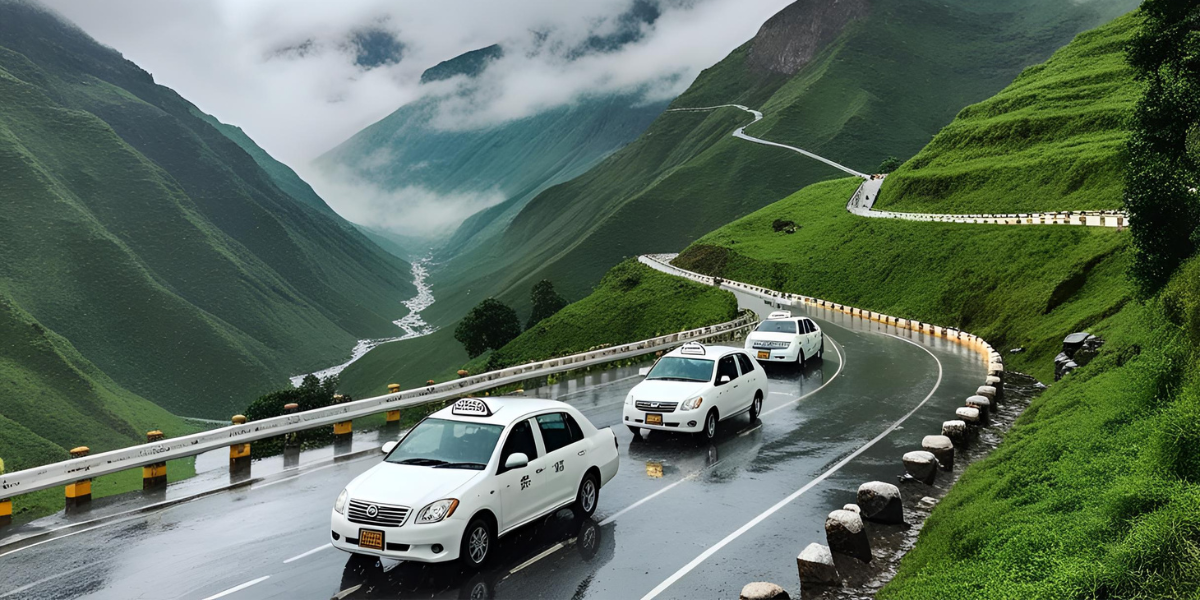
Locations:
668;104;1128;228
0;287;985;600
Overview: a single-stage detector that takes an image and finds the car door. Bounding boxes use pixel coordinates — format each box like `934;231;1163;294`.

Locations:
734;352;758;410
496;418;547;530
800;319;815;359
714;355;741;417
534;412;586;509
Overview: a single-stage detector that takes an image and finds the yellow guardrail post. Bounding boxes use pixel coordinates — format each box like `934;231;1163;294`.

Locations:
65;446;92;511
385;384;402;425
143;431;167;491
283;403;301;468
0;458;10;527
333;395;353;452
229;415;251;475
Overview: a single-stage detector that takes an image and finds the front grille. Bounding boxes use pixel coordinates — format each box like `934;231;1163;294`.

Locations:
636;400;678;413
348;499;411;527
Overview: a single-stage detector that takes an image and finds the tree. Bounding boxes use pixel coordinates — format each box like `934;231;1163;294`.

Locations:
455;298;522;358
526;280;568;330
878;156;902;173
1125;0;1200;294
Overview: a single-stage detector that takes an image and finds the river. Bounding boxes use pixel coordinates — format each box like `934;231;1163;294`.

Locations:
289;258;436;386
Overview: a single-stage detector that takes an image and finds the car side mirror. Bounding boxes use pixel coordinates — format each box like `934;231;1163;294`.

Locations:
381;441;397;454
718;375;731;385
504;452;529;470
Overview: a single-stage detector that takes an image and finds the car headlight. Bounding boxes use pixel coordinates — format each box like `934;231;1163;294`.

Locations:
334;489;349;515
625;393;634;406
415;499;460;524
681;397;703;411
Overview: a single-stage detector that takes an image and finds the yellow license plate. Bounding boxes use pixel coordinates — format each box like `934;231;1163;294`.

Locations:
758;351;769;359
359;529;384;550
645;413;663;425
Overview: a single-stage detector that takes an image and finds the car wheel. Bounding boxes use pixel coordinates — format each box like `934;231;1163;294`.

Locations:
818;338;825;360
460;517;493;569
700;409;719;440
574;472;600;517
627;425;641;438
797;347;806;369
748;392;763;422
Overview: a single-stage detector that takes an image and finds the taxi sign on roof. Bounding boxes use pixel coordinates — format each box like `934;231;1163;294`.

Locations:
680;342;706;356
452;398;493;417
767;311;792;319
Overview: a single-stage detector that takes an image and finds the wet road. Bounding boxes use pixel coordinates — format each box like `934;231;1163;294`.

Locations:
0;291;985;599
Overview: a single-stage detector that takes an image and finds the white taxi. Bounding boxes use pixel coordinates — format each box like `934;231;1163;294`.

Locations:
622;343;769;440
331;397;619;568
745;311;824;366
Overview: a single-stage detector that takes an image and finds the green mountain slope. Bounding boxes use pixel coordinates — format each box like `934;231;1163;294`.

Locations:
0;0;415;427
421;0;1141;330
877;14;1140;213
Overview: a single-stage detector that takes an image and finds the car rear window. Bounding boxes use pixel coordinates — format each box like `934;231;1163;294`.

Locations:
646;357;714;382
756;320;797;334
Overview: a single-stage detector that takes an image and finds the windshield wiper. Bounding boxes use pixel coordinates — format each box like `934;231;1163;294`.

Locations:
649;377;702;382
433;462;487;470
395;458;448;466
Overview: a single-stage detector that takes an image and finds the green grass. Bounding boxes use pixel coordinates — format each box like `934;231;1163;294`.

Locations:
337;327;471;401
877;14;1140;214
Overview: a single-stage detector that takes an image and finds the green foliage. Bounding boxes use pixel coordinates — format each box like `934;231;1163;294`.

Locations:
454;298;522;359
526;280;568;330
483;260;738;371
242;374;341;456
337;327;471;400
878;156;902;173
1124;0;1200;295
879;14;1142;214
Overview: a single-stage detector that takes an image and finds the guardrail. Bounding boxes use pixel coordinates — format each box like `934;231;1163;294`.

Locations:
0;309;759;509
639;254;1005;368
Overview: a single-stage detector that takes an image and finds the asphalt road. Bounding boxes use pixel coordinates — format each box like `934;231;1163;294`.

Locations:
0;291;984;599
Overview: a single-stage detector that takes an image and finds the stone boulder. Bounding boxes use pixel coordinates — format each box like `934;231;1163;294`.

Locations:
856;481;904;525
740;581;790;600
825;509;871;562
796;543;839;586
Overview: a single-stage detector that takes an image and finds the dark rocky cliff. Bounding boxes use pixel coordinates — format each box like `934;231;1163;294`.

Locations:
747;0;870;75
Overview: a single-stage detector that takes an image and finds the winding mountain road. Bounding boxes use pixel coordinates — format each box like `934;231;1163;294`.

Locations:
668;104;1128;228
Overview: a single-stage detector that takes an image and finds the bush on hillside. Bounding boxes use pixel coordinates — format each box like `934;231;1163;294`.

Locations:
243;374;340;456
878;156;902;173
526;280;568;330
455;298;522;358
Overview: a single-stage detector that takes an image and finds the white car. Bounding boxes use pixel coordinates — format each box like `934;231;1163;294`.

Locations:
745;311;824;366
331;397;619;567
622;343;769;440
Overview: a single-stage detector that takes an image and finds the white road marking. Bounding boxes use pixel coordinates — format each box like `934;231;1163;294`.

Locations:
509;541;567;574
283;543;332;564
0;563;91;598
201;576;270;600
640;333;943;600
762;336;846;417
251;461;344;491
332;584;362;599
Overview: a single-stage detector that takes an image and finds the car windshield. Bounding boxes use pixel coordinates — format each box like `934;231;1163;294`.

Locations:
756;320;797;334
384;418;504;469
646;357;714;382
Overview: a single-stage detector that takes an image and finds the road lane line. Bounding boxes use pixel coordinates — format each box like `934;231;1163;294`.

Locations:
332;584;363;599
251;461;345;491
283;543;332;564
640;334;942;600
762;336;846;416
509;540;568;574
0;563;91;598
201;576;270;600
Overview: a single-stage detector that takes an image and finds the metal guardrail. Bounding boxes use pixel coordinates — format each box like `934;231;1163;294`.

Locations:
0;310;758;500
847;181;1128;228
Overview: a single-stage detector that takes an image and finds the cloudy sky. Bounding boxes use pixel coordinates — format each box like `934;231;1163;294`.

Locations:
43;0;794;234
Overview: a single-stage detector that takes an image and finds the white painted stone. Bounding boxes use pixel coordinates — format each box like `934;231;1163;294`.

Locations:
976;385;997;402
942;420;968;446
796;543;840;586
740;581;790;600
857;481;904;524
917;496;939;510
903;450;938;484
966;395;991;423
825;510;871;562
956;406;981;424
922;435;955;470
842;503;861;514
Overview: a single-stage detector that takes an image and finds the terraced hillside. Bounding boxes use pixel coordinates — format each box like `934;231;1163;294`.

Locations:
877;14;1140;214
0;0;416;477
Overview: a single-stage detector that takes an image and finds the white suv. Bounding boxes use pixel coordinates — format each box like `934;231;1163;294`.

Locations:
331;397;619;568
623;343;769;440
745;311;824;366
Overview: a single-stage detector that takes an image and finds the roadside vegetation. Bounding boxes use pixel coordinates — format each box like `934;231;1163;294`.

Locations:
678;7;1200;596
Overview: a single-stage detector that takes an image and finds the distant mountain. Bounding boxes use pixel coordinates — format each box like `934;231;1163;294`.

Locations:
0;0;417;469
417;0;1143;327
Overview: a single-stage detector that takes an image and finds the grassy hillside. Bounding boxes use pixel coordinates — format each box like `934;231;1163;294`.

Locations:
877;14;1140;214
0;0;415;454
422;0;1141;331
337;260;739;397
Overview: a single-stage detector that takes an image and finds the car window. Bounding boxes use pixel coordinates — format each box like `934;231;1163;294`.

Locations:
563;413;586;444
498;419;538;473
735;352;755;374
756;320;797;334
803;320;816;334
717;356;739;383
386;418;503;469
646;357;714;382
536;413;579;453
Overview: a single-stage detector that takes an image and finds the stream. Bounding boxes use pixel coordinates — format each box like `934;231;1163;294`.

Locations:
289;258;436;386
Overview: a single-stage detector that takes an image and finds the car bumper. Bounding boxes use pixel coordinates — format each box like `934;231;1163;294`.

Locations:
330;509;466;563
622;407;704;433
748;347;799;362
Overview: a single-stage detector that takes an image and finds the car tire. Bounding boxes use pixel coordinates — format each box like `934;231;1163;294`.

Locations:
460;517;493;569
627;425;641;438
574;472;600;517
818;337;825;360
700;409;719;440
748;392;763;422
797;347;806;369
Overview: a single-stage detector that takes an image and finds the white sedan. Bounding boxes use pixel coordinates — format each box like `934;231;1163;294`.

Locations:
331;397;619;567
622;342;769;440
745;311;824;366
